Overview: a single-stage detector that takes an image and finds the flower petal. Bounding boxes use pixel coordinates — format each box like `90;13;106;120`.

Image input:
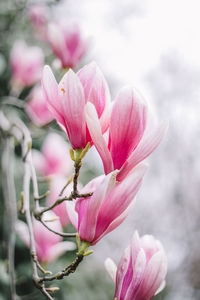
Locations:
78;61;111;118
85;102;113;174
104;258;117;283
42;65;65;126
58;69;87;148
117;116;168;182
110;86;147;170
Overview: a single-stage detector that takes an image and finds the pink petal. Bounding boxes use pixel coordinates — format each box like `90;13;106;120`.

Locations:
76;172;116;242
42;65;65;126
96;164;147;235
78;61;111;118
125;249;146;300
85;102;113;174
110;86;147;170
114;246;131;299
94;200;135;245
58;69;87;148
134;251;167;299
66;201;78;230
117;117;168;182
104;258;117;283
47;23;69;65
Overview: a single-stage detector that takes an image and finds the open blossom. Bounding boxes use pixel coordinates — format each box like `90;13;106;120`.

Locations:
16;212;75;263
67;164;147;245
10;40;44;90
26;85;53;126
32;132;73;177
47;176;71;227
105;231;167;300
42;62;111;149
47;20;88;69
85;87;168;181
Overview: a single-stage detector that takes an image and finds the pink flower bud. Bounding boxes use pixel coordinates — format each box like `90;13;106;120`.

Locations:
32;133;73;177
28;4;48;29
16;212;75;263
47;20;88;69
66;164;147;245
105;231;167;300
42;62;110;149
85;87;168;181
10;40;44;90
26;86;53;126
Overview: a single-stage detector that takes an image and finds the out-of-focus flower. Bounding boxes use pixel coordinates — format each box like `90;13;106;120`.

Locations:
105;231;167;300
47;176;71;227
32;132;73;177
67;164;147;245
42;62;111;149
16;211;76;263
85;86;168;181
10;40;44;91
28;4;48;40
26;85;53;126
47;20;88;69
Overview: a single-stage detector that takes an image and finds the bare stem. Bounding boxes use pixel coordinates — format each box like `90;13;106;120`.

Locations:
39;255;84;282
2;137;19;300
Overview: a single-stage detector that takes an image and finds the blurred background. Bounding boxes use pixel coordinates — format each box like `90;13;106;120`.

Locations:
0;0;200;299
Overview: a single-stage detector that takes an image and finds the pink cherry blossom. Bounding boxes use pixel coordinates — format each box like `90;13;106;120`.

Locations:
66;164;147;245
10;40;44;90
47;20;88;69
26;85;53;126
105;231;167;300
85;86;168;181
47;176;71;227
42;62;111;149
32;132;73;177
16;212;75;263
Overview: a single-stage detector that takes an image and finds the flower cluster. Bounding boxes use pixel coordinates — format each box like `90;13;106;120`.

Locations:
8;5;168;299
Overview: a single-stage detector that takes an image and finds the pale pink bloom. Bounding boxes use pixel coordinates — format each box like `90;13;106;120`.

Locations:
47;176;71;227
28;4;48;40
16;212;76;263
26;85;53;126
42;62;111;149
105;231;167;300
32;133;73;177
66;164;147;245
47;20;88;69
10;40;44;90
85;87;168;181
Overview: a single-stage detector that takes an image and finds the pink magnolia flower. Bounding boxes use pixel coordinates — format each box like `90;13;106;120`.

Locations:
28;4;48;40
16;212;75;263
42;62;111;149
10;40;44;90
105;231;167;300
47;20;88;69
26;85;53;126
47;176;71;227
67;163;147;245
32;132;73;177
85;87;168;181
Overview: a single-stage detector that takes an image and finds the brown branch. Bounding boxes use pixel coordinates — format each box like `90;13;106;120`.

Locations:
39;255;84;283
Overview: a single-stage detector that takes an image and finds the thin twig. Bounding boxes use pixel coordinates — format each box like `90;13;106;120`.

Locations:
38;219;76;238
39;255;84;283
